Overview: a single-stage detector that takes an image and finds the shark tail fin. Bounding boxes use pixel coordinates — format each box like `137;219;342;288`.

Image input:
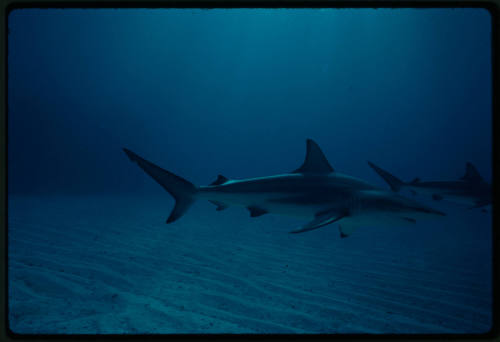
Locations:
367;161;404;192
123;148;197;223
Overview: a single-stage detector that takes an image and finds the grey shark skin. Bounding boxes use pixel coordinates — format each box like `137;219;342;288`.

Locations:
123;139;445;237
367;161;491;209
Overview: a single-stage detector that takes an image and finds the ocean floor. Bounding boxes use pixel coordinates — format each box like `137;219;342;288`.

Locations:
8;195;492;334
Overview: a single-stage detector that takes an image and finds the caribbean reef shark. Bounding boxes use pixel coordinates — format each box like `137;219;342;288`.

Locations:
367;161;491;209
123;139;445;237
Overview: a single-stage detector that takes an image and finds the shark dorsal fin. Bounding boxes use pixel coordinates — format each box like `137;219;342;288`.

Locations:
210;175;229;186
293;139;334;174
460;162;483;183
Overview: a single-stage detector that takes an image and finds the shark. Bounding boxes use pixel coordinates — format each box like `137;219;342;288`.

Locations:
367;161;491;210
123;139;445;237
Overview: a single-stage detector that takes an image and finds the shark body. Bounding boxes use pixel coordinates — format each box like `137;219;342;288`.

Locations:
124;139;445;237
368;161;491;209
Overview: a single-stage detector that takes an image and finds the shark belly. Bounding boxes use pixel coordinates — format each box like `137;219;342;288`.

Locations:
196;173;370;219
408;186;479;206
196;188;325;218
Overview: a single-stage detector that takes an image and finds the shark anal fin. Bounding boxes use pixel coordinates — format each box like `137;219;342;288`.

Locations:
290;211;347;234
209;200;228;211
292;139;334;174
210;175;229;186
248;206;268;217
432;194;443;201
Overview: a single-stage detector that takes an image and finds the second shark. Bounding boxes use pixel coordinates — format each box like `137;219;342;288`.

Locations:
367;161;491;209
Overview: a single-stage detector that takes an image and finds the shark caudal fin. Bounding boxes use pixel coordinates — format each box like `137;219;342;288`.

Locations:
123;148;197;223
367;161;404;192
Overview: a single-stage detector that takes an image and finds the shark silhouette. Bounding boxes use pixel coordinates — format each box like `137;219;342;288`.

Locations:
124;139;445;237
367;161;491;209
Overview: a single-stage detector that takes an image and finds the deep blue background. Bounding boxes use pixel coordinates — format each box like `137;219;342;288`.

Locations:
7;9;493;334
8;8;492;195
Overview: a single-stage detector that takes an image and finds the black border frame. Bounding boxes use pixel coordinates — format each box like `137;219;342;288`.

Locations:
2;1;498;340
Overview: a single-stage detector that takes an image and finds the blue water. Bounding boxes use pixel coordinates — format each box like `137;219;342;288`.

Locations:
7;8;492;334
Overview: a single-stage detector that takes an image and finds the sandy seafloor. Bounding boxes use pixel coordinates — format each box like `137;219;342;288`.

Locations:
8;195;492;334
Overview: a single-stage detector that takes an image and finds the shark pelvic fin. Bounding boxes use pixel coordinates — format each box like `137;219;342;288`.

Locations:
209;200;228;211
293;139;334;174
210;175;229;186
289;210;347;234
461;162;484;183
248;206;268;217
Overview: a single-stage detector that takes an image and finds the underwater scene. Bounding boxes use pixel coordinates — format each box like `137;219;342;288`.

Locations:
7;8;492;334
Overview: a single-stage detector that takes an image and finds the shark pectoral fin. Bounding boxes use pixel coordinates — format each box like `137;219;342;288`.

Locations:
338;221;358;238
248;206;268;217
432;194;443;201
209;200;228;211
289;212;347;234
